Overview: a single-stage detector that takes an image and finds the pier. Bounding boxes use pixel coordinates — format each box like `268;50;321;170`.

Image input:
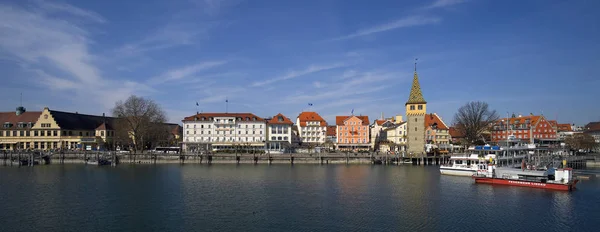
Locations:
1;150;595;168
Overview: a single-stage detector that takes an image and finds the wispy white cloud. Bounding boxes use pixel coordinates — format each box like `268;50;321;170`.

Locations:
34;0;107;23
149;61;228;84
426;0;467;9
251;63;346;87
330;16;441;41
0;2;154;112
313;81;325;88
116;22;209;57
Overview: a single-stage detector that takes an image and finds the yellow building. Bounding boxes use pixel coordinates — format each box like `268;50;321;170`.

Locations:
0;107;115;151
0;106;182;151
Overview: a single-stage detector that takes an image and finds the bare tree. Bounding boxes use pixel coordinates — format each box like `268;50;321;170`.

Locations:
112;95;167;153
565;133;598;152
453;101;499;146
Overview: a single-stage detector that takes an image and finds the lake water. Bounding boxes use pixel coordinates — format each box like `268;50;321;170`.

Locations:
1;164;599;232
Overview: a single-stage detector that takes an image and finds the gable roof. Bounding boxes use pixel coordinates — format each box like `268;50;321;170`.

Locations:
50;110;115;131
548;120;558;128
495;115;543;126
374;119;386;126
335;115;370;126
182;113;264;122
424;113;449;130
268;113;294;125
557;123;573;132
449;126;465;138
326;125;336;136
297;112;326;127
0;111;42;130
585;122;600;133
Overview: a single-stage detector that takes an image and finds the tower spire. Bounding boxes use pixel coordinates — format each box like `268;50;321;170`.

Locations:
406;62;426;105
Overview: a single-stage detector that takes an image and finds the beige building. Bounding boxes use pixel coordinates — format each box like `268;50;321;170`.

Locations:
0;106;115;151
0;106;181;151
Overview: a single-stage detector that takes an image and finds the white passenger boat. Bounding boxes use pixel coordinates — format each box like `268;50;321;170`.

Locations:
440;154;495;176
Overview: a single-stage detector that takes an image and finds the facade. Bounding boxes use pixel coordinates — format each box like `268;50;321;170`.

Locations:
424;113;450;146
335;115;370;150
405;69;427;157
380;122;407;153
0;107;116;151
182;113;266;152
266;113;293;153
326;125;337;142
491;115;558;143
557;123;576;140
296;112;327;144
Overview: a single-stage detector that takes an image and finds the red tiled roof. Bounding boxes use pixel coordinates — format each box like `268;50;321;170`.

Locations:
326;125;336;136
182;113;264;122
297;112;326;127
585;122;600;132
0;111;42;130
495;115;543;125
548;120;558;128
267;113;293;125
557;123;572;132
374;119;386;126
335;115;370;126
424;113;448;130
449;126;465;138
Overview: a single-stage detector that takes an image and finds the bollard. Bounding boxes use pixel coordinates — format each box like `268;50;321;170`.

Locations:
290;156;294;165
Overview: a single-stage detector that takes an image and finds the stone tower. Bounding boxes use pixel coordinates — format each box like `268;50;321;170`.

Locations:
405;65;427;157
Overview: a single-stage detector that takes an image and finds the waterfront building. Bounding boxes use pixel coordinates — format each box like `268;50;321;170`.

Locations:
266;113;293;153
326;125;337;142
295;112;327;144
425;113;450;146
405;67;427;157
584;122;600;147
490;114;558;143
379;121;407;153
335;115;370;150
0;106;115;151
557;123;577;140
182;113;266;152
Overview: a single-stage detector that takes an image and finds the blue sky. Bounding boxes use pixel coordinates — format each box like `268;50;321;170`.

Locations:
0;0;598;125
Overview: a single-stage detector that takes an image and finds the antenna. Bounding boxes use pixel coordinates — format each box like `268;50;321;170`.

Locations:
414;58;418;72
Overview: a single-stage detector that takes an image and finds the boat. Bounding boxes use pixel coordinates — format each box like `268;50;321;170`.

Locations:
473;161;578;191
440;154;495;176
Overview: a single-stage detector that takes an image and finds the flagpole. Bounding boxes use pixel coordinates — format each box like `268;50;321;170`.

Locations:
226;97;229;113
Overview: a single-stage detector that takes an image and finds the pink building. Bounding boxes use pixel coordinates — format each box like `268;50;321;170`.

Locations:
335;115;370;151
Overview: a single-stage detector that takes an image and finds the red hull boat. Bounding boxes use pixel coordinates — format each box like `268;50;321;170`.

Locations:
473;176;578;191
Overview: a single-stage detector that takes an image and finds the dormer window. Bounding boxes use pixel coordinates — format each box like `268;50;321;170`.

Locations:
278;116;284;122
201;117;205;120
3;122;12;128
246;117;250;121
253;117;256;121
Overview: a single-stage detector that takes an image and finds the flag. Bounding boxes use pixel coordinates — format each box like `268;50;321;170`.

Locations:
351;109;354;114
308;103;313;106
226;99;228;103
196;102;199;106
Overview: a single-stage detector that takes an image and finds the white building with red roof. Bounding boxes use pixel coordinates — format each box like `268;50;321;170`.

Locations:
295;112;327;144
182;112;266;152
266;113;294;153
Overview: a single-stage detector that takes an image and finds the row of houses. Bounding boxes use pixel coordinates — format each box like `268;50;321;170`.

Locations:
180;110;453;154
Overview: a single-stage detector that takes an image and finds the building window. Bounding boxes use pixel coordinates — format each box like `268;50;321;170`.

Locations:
418;105;423;110
101;131;104;136
410;105;415;110
415;127;417;131
20;131;24;136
